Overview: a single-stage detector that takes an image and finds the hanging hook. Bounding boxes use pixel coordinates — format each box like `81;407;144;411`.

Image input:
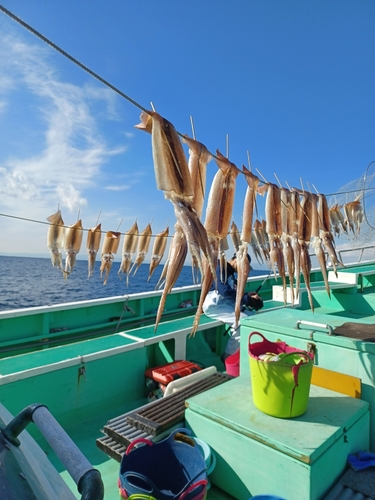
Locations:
190;116;196;140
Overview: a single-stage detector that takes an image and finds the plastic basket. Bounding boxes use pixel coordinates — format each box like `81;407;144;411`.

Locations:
119;428;207;500
225;349;240;377
193;438;216;490
248;332;313;418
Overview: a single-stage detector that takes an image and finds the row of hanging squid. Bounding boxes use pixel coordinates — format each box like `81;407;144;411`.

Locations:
47;109;364;337
46;211;170;285
230;193;364;308
133;110;364;336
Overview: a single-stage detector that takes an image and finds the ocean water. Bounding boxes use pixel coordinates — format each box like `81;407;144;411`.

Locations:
0;255;265;311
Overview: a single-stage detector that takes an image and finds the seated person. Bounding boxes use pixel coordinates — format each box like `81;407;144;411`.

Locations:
203;253;263;359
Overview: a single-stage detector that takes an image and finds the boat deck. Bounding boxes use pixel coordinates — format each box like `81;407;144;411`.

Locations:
36;404;236;499
2;261;375;498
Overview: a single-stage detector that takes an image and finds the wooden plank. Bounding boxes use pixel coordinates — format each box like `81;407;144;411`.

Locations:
311;365;361;398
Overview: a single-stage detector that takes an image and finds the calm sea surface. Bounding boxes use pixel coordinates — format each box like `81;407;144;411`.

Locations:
0;256;265;311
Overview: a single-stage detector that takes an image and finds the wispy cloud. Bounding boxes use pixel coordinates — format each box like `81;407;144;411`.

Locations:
104;184;131;191
0;166;38;200
0;30;126;215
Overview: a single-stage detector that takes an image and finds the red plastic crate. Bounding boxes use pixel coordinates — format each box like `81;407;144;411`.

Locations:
145;360;202;385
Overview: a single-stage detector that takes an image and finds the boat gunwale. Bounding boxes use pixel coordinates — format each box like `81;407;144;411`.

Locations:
0;272;274;319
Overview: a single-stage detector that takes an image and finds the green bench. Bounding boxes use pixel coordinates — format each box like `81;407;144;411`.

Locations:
328;264;375;291
0;315;223;385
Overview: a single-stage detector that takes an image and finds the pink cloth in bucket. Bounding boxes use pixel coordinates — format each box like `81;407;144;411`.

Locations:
249;332;314;361
248;332;314;387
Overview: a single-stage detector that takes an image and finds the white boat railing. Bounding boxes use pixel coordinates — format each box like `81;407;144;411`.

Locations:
337;244;375;263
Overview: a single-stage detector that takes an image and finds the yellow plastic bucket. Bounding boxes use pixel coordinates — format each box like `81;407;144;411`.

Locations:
248;332;313;418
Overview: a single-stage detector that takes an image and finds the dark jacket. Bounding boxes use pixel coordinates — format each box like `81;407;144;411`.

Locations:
211;261;263;311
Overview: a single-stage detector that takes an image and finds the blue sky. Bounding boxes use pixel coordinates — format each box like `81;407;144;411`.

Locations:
0;1;374;267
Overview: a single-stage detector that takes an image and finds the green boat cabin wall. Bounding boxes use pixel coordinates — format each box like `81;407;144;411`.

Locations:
0;347;147;440
0;342;165;441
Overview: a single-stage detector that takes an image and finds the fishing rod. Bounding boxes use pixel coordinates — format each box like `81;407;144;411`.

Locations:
255;270;273;294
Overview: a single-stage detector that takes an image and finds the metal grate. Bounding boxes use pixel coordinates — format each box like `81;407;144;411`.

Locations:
96;435;127;463
125;372;232;436
97;371;232;461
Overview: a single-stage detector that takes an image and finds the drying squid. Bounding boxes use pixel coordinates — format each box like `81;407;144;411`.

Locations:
172;202;214;279
336;205;349;236
154;224;188;331
183;135;212;284
280;187;295;305
148;225;169;282
239;167;260;245
47;210;65;270
131;223;152;276
230;221;241;253
182;135;212;219
264;183;287;305
344;196;364;237
190;151;241;337
343;202;356;235
219;237;229;284
155;239;172;291
203;150;241;278
234;166;260;327
253;219;270;264
64;219;83;277
329;204;342;237
261;220;271;259
311;193;330;298
250;231;264;265
87;223;102;278
318;193;343;276
118;221;139;286
289;190;301;301
352;197;364;235
135;111;216;286
298;191;314;312
100;231;121;285
189;236;217;338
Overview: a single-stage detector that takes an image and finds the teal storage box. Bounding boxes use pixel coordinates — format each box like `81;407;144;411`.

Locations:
185;377;369;500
